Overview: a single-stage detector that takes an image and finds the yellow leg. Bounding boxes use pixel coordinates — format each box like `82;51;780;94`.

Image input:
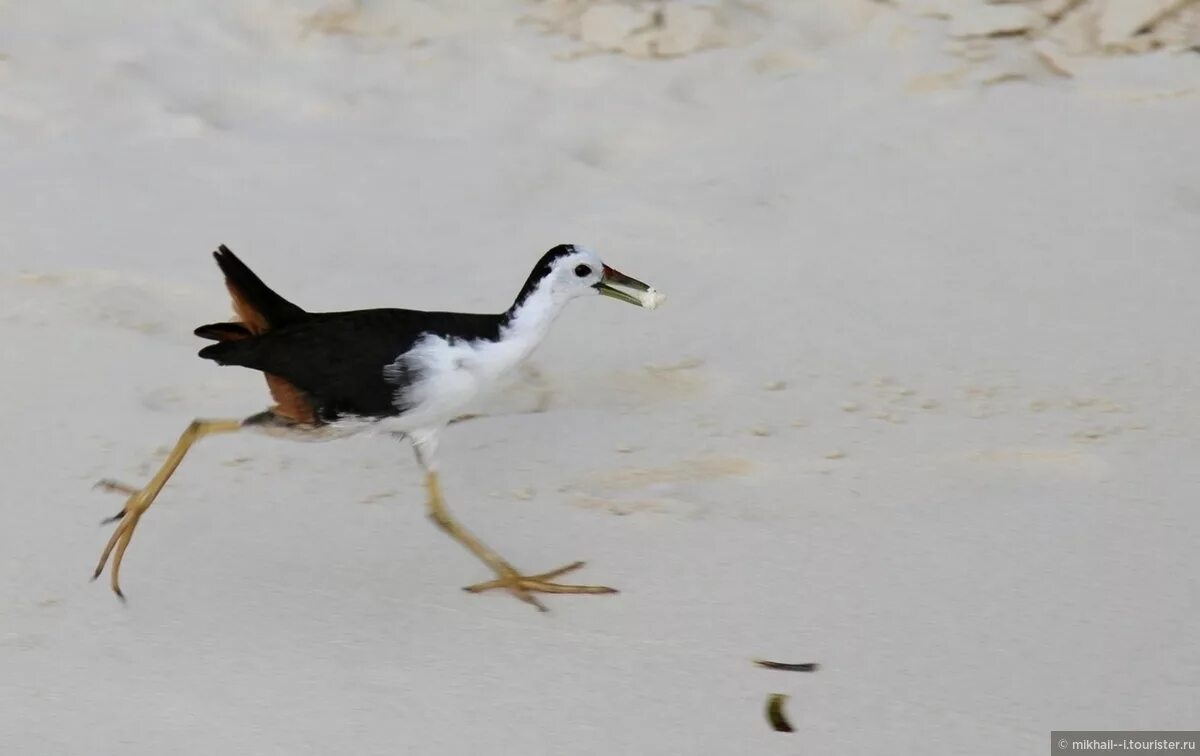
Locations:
423;471;616;612
92;418;242;599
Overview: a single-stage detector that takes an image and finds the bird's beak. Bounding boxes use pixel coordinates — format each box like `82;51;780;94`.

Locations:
594;265;665;309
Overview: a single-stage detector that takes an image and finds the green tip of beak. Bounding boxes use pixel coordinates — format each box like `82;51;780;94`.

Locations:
595;265;664;309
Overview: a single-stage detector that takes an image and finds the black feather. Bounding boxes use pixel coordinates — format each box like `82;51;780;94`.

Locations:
194;322;253;341
197;244;577;423
199;309;504;420
508;244;576;312
213;245;307;328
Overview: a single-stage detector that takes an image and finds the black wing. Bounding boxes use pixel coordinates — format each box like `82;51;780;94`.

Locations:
199;308;503;421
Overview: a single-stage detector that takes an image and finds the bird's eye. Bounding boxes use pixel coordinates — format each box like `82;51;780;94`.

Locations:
574;264;592;278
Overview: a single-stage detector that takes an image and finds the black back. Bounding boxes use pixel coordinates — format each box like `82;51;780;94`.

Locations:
195;244;585;423
199;308;504;420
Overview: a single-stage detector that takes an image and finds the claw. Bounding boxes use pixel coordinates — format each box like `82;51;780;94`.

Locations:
100;509;127;525
90;418;242;600
463;560;617;611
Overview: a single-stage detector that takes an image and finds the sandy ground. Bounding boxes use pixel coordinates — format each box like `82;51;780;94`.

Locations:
2;1;1199;754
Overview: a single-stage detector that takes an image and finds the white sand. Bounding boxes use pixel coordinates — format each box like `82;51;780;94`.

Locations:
2;1;1199;753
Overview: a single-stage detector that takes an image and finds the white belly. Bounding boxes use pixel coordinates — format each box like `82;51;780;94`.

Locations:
382;332;534;433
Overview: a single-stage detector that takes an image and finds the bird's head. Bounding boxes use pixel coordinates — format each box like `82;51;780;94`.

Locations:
513;244;665;312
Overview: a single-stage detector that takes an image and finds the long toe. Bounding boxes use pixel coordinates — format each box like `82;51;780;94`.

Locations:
463;560;618;611
94;479;140;496
92;488;149;599
516;580;617;595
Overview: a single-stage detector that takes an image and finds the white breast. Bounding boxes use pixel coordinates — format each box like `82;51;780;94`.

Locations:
383;331;538;433
380;279;568;434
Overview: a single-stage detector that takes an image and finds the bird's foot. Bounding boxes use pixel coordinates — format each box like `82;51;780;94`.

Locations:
91;479;155;600
88;418;242;600
463;560;617;612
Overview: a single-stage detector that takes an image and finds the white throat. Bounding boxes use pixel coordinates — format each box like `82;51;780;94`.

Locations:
501;282;571;354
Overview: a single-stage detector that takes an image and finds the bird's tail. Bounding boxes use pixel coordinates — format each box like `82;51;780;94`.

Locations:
195;245;308;339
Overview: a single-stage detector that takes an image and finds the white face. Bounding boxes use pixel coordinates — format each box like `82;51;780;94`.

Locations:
510;243;661;317
542;247;607;302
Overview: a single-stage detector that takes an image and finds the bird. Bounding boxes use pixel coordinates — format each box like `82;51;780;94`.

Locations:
91;244;663;611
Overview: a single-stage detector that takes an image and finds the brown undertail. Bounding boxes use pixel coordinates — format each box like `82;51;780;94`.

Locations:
193;245;317;424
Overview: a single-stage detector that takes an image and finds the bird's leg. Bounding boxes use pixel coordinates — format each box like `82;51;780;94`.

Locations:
422;471;616;612
92;418;242;599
